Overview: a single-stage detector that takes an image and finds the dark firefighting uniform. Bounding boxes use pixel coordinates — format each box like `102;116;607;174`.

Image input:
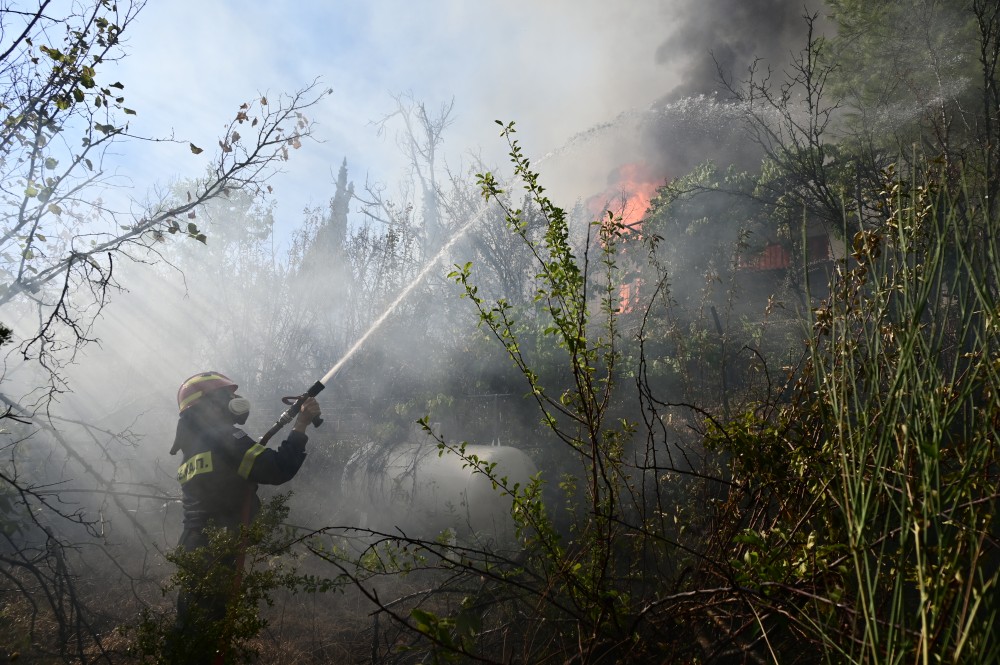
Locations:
171;420;308;653
174;422;307;540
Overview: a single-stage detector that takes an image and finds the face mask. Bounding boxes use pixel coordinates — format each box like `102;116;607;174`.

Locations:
228;396;251;425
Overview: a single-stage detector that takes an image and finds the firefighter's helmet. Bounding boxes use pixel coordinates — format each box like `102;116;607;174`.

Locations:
177;371;238;413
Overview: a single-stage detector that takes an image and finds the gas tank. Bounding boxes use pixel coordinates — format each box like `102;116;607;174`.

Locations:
342;442;538;543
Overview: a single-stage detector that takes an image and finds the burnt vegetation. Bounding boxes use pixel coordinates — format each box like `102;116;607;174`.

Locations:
1;1;999;664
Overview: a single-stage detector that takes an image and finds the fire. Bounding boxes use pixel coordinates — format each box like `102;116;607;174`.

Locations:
587;162;663;231
583;162;666;314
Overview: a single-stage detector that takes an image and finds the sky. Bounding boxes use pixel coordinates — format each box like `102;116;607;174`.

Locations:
109;0;689;232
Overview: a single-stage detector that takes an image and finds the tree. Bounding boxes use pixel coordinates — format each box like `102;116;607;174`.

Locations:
296;158;360;372
826;0;982;173
375;93;454;258
0;1;328;408
440;159;544;307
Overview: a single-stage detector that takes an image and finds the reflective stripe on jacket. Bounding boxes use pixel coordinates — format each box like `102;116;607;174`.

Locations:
175;422;307;532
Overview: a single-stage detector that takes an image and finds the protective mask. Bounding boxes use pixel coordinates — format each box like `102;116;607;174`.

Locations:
228;396;251;425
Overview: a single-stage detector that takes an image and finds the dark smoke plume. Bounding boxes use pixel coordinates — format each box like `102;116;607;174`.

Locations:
657;0;826;103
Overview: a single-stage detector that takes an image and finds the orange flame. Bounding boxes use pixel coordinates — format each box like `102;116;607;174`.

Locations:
584;162;666;314
587;162;663;231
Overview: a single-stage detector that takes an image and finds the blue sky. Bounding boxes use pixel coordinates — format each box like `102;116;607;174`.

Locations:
110;1;683;231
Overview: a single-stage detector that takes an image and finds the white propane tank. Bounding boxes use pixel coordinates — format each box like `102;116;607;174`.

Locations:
343;442;538;543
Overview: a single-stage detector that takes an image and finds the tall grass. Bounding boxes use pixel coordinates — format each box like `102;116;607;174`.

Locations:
804;165;1000;662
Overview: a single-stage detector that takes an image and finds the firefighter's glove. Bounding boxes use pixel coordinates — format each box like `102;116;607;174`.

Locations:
292;396;322;433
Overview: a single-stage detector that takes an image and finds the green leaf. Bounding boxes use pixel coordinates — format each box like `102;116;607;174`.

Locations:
40;45;62;60
409;608;436;633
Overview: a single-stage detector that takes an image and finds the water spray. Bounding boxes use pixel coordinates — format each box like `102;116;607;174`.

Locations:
257;111;642;447
257;204;493;446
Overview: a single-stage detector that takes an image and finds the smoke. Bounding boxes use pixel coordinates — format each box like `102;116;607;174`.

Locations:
525;0;829;209
656;0;826;103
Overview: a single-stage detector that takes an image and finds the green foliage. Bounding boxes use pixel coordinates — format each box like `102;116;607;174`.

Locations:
826;0;978;133
407;604;482;664
374;135;1000;663
821;1;1000;223
802;165;1000;661
131;495;300;664
702;162;1000;662
424;121;671;661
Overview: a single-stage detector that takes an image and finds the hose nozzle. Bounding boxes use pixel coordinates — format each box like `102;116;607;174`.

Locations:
259;381;326;445
281;380;325;427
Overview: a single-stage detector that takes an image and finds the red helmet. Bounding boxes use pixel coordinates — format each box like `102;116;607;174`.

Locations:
177;371;238;413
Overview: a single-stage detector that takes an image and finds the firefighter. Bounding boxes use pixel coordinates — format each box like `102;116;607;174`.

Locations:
168;371;321;659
